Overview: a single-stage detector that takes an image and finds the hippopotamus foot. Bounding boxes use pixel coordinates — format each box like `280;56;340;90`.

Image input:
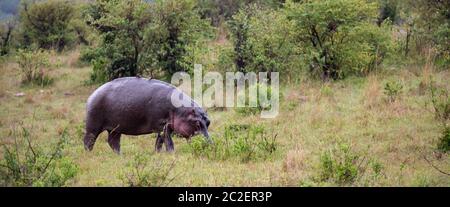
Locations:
165;137;174;152
107;131;121;154
155;133;164;152
163;125;174;152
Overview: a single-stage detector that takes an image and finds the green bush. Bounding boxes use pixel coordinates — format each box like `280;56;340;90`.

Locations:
0;127;78;187
187;124;277;162
16;49;53;86
119;152;178;187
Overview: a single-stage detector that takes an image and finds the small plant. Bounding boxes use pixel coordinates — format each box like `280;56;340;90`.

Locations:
16;49;53;86
0;127;78;187
429;81;450;122
428;79;450;152
119;153;179;187
437;126;450;153
317;143;382;186
319;144;359;185
384;80;403;102
286;101;299;111
320;84;334;97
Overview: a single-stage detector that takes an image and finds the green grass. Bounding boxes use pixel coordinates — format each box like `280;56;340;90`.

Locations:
0;51;449;186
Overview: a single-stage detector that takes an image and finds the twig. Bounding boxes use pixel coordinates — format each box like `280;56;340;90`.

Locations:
423;154;450;176
23;128;37;162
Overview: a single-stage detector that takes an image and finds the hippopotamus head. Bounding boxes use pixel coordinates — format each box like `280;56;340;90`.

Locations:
172;107;212;144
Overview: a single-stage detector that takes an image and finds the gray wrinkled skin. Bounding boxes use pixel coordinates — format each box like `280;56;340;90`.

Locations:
83;77;211;154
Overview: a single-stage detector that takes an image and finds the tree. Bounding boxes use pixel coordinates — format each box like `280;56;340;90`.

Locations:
84;0;212;82
19;0;76;51
228;5;297;74
228;6;253;72
406;0;449;66
197;0;283;26
377;0;398;26
286;0;393;80
84;0;152;79
0;18;16;56
149;0;213;76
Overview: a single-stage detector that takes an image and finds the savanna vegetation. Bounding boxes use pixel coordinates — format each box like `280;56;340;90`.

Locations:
0;0;449;186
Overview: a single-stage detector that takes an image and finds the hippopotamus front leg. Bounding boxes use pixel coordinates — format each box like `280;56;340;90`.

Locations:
155;132;164;152
163;124;174;152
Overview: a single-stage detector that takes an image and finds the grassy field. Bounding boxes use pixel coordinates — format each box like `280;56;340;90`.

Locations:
0;51;449;187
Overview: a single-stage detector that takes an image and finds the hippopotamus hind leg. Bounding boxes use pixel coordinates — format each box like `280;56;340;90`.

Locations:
107;131;122;154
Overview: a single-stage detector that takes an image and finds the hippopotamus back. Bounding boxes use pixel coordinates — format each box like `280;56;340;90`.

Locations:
86;77;176;135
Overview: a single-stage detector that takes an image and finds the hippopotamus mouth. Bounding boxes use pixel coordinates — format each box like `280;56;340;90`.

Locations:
185;119;212;144
197;123;213;144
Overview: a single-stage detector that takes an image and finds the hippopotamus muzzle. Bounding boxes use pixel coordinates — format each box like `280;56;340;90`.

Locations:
200;122;213;145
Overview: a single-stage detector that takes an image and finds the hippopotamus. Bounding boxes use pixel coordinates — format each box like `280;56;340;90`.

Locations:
83;77;212;154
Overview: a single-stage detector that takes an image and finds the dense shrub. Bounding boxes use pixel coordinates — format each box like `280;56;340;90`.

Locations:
286;0;394;80
0;127;78;187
